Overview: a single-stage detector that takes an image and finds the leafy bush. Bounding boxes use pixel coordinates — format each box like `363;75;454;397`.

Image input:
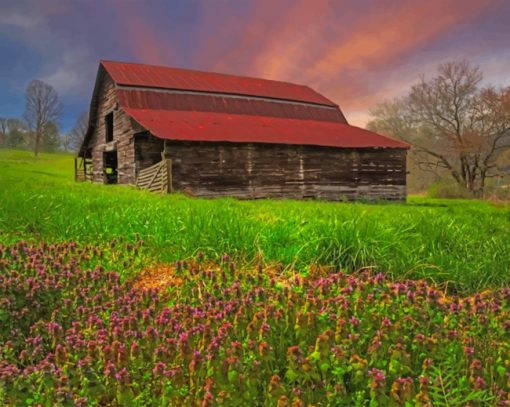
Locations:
427;182;474;199
1;242;509;405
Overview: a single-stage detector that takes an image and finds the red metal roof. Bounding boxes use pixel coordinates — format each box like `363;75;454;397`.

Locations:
123;108;410;149
102;60;337;107
78;60;410;154
116;89;347;124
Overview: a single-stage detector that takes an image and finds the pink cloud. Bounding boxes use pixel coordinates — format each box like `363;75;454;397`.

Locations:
112;0;171;66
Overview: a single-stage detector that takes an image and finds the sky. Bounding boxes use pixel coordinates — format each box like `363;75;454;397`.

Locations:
1;0;510;133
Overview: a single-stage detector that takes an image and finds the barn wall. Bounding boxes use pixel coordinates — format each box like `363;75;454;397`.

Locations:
134;133;165;175
87;74;138;184
136;138;407;200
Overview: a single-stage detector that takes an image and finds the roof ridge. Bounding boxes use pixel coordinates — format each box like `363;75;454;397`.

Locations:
101;59;312;89
100;60;337;107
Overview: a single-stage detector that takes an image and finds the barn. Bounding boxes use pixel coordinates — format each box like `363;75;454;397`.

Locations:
76;60;409;200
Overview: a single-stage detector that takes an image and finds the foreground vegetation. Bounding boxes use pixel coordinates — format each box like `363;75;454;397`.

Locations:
1;149;510;405
1;149;509;293
2;240;510;405
0;150;510;292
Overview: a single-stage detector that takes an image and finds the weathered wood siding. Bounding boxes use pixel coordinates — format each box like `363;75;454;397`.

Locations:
87;75;406;200
87;75;138;184
134;137;407;201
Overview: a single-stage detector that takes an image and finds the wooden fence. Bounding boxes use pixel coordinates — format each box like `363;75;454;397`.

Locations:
136;159;172;193
74;157;93;182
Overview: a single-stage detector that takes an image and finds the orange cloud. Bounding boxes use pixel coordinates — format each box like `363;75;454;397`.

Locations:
296;0;502;125
112;0;170;66
304;0;495;86
195;0;298;75
250;0;333;80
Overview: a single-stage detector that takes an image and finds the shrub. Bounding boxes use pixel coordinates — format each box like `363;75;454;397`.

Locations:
427;181;474;199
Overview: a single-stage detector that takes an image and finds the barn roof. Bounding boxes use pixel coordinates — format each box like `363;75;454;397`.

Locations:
124;108;409;149
101;60;337;107
79;61;409;156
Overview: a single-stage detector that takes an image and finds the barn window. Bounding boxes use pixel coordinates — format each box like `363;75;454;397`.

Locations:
105;112;114;143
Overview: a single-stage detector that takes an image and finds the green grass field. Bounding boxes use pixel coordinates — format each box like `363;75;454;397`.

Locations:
1;149;509;293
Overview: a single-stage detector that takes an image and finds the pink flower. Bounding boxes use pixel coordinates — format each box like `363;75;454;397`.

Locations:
474;376;486;389
382;318;392;328
114;367;130;384
153;362;166;376
369;368;386;390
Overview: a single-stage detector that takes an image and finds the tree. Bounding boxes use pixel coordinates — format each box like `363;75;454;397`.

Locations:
41;121;61;152
23;79;62;157
64;111;89;152
368;61;510;196
8;128;26;148
0;118;7;148
0;118;28;149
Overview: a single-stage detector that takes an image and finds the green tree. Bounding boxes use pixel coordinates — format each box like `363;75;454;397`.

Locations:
41;121;61;152
1;119;28;149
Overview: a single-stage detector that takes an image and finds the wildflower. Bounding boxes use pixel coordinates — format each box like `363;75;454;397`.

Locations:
469;359;482;372
130;340;140;357
381;317;392;328
368;368;386;390
474;376;486;390
422;358;433;371
77;357;92;369
446;329;458;339
390;377;414;403
268;374;284;400
103;360;116;378
114;368;130;385
153;362;166;376
55;344;67;365
259;341;273;360
201;391;215;407
349;316;361;326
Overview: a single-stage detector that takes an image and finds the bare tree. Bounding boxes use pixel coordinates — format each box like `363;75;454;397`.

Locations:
23;79;62;157
66;111;89;152
368;61;510;196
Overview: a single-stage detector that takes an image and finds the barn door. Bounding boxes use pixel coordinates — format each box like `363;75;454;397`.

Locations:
103;150;118;184
136;159;173;193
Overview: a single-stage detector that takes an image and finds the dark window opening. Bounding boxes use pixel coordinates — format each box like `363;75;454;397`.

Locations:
105;112;114;143
103;150;118;184
134;131;150;141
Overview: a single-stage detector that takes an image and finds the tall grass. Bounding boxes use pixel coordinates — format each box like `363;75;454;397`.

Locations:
0;149;509;293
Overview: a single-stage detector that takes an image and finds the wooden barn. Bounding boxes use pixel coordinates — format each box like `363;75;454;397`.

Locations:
76;60;409;200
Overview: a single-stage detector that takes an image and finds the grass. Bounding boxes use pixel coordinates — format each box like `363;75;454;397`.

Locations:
0;148;509;293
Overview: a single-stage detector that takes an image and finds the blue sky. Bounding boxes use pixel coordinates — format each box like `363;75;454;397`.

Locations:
1;0;509;133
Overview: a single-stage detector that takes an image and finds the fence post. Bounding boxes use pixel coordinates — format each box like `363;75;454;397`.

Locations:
166;159;173;193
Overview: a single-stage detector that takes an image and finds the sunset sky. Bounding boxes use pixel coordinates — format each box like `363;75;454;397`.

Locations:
1;0;510;133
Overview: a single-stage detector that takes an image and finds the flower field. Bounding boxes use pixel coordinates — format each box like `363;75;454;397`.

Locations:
1;240;510;406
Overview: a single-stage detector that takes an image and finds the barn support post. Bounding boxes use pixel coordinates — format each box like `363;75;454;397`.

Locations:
160;140;172;193
161;140;170;160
